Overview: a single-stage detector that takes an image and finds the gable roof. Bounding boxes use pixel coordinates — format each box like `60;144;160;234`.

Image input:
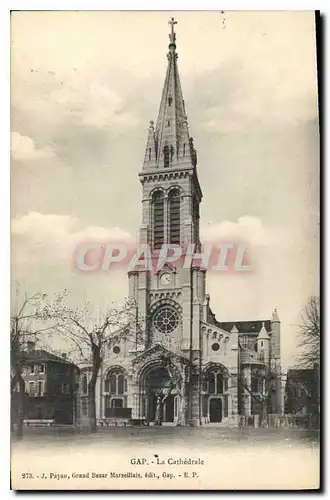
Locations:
216;320;272;334
22;349;75;366
287;369;315;381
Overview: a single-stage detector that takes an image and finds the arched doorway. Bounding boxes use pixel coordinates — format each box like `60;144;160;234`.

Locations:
202;363;229;424
141;365;175;423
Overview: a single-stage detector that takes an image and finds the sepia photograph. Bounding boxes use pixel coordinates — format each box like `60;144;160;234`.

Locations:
10;10;320;490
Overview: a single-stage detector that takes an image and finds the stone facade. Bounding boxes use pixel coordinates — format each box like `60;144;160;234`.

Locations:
81;20;282;426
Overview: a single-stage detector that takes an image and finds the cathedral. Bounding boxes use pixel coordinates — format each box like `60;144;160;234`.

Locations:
82;19;282;427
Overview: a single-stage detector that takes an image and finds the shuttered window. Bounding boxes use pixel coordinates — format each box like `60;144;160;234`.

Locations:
169;189;180;244
153;191;164;249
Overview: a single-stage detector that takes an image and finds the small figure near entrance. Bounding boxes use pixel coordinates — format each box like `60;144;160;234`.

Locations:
153;385;173;426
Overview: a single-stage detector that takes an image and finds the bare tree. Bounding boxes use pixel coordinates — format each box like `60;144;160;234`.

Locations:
242;364;282;427
296;296;320;368
11;286;55;439
161;353;191;426
45;296;143;432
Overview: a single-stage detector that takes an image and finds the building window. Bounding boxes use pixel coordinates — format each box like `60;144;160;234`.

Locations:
209;375;215;394
82;398;88;416
148;148;151;161
153;306;179;334
111;398;123;408
207;373;223;394
37;381;43;396
241;336;248;348
251;377;259;393
251;370;263;393
223;395;228;418
113;346;120;354
193;197;200;244
105;369;127;395
211;342;220;352
39;363;46;374
82;374;88;394
168;189;180;244
62;383;70;395
183;143;186;156
30;365;35;374
168;97;172;106
251;398;261;415
203;368;228;395
108;375;115;393
163;145;170;167
152;191;164;249
27;381;35;396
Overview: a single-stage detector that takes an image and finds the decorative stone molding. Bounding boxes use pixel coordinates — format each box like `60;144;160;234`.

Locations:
149;291;182;303
139;170;192;185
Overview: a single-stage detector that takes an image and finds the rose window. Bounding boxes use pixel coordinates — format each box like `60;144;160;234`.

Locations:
153;307;179;334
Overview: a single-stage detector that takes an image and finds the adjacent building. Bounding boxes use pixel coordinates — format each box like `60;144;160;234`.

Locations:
285;365;320;426
17;342;80;424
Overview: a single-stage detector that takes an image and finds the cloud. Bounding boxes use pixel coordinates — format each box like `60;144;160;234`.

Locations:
47;81;140;130
187;60;318;135
201;216;287;247
11;132;55;162
11;211;132;266
11;67;140;143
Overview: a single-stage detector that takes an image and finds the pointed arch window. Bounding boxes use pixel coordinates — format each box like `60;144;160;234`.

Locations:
168;189;180;244
193;197;200;244
203;370;226;395
152;191;164;249
104;368;127;395
163;145;170;168
82;374;88;394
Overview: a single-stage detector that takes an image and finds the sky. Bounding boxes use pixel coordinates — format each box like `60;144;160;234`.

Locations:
11;11;319;369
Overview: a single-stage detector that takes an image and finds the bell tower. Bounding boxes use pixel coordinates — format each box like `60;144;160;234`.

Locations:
138;17;203;250
129;18;206;366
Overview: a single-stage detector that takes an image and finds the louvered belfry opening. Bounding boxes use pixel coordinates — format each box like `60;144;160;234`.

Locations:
168;188;181;244
153;191;165;249
193;196;200;245
163;145;170;168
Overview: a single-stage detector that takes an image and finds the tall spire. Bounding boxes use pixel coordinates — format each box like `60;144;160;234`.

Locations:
142;17;197;171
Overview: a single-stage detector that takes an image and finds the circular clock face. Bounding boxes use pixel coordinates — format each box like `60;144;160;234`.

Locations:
160;273;172;285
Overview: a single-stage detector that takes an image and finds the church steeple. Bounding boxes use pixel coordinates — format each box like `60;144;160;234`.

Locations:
139;18;202;250
143;17;197;171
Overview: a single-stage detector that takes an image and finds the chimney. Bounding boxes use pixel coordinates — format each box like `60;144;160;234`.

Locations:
26;341;35;352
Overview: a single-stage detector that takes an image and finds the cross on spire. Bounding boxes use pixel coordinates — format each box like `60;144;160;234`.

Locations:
168;17;178;35
168;17;178;47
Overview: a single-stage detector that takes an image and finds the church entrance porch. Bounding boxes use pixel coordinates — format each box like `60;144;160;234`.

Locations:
139;365;178;425
147;393;175;423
